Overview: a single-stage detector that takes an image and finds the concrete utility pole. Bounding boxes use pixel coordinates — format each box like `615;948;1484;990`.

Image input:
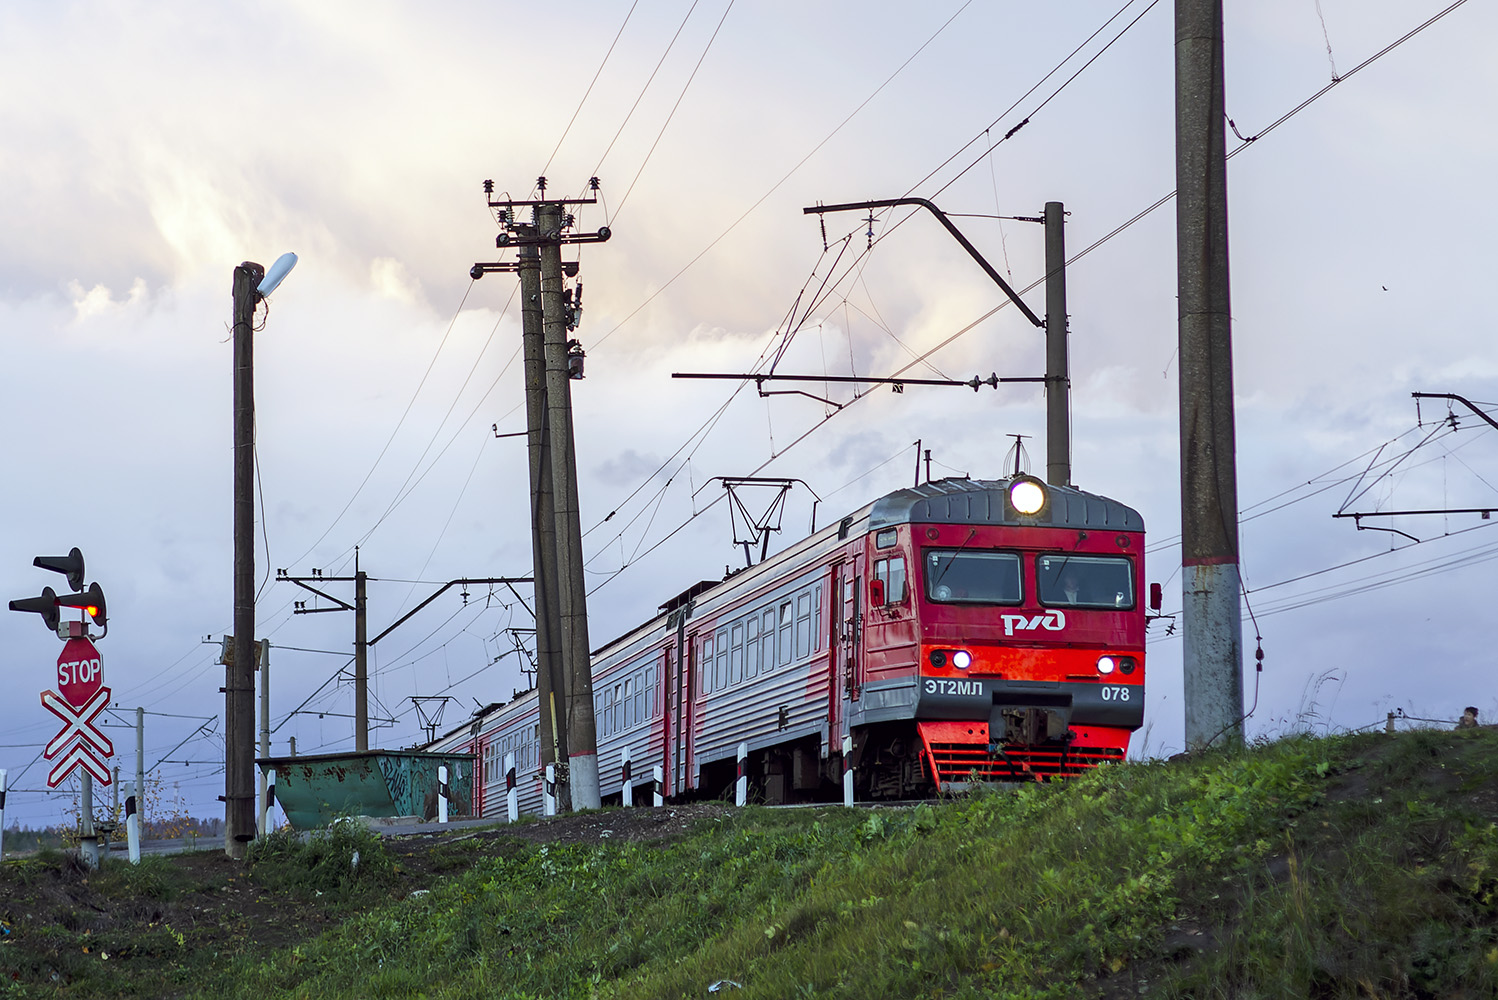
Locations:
472;178;611;812
538;201;600;810
1176;0;1244;750
354;554;368;751
228;260;263;858
135;706;144;832
517;228;571;809
258;641;271;835
1044;201;1071;487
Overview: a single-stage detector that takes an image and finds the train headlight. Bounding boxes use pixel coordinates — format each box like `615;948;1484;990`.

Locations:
952;649;973;670
1096;655;1117;675
1008;475;1048;516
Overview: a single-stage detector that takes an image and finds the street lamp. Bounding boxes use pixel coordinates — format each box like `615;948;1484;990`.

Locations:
228;253;295;860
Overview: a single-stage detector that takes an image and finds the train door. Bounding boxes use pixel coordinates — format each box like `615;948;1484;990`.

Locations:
670;629;698;795
831;556;864;737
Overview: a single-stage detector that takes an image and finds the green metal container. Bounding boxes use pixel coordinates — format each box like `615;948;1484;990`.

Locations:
257;750;474;830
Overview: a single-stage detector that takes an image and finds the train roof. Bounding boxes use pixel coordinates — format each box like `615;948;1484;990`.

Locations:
868;476;1144;532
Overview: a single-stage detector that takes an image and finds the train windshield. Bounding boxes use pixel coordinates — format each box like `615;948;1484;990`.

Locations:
923;549;1023;605
1036;554;1135;609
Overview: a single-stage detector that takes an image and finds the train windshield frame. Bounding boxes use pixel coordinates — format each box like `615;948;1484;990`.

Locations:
922;549;1023;605
1035;553;1136;610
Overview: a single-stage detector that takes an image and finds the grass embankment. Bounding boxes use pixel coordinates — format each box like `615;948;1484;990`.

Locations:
7;729;1498;998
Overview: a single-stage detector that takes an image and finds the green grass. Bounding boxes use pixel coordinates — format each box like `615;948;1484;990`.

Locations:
209;731;1498;1000
10;730;1498;999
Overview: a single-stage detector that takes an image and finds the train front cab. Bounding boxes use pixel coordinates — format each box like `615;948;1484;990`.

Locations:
856;476;1146;793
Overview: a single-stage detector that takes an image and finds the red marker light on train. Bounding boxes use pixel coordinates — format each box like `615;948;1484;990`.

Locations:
929;650;947;668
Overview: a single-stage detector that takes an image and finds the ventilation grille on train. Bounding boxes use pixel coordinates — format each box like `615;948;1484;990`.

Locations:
924;741;1124;785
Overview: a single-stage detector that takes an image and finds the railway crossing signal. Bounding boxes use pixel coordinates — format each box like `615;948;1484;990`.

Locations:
42;637;114;787
6;548;115;789
9;547;108;637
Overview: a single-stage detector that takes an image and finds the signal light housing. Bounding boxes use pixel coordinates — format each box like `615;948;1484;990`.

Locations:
33;547;85;592
57;582;107;627
9;586;60;632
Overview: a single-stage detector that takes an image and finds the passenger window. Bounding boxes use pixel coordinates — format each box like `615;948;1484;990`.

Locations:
745;617;759;680
762;610;777;671
796;592;812;658
779;602;794;665
731;622;744;684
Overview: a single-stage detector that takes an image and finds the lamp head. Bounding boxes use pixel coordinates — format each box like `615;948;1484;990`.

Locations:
257;252;298;298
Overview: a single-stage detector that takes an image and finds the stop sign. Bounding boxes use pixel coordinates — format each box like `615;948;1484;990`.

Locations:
56;637;104;708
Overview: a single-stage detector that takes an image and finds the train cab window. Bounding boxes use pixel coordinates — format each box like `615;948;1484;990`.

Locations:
924;549;1023;604
1036;554;1135;609
873;556;908;604
779;601;794;665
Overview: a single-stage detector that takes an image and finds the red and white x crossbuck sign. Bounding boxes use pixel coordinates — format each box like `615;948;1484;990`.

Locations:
41;686;114;787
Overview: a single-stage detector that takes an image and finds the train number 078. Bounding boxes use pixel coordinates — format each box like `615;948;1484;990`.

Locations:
1100;685;1130;702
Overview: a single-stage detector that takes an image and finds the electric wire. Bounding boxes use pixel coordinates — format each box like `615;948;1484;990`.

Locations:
540;0;642;178
287;280;478;569
613;0;736;221
589;0;975;352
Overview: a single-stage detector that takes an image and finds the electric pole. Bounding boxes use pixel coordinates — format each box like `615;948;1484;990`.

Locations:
1044;201;1071;487
538;201;600;809
518;228;570;808
228;261;262;859
1176;0;1244;750
472;178;611;811
354;553;367;751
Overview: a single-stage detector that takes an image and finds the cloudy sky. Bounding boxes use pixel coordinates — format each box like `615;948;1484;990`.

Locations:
2;0;1495;828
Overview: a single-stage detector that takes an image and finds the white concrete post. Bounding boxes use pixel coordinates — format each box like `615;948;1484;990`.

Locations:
438;765;449;824
653;764;664;807
505;753;519;823
265;769;276;833
622;746;633;807
543;763;556;817
125;787;141;864
735;742;749;807
0;769;7;861
842;735;854;808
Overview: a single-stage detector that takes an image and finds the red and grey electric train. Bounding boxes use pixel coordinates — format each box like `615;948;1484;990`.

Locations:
429;474;1147;815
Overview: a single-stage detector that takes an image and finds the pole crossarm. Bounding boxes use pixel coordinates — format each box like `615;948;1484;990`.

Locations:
280;576;355;613
1411;392;1498;432
368;577;534;646
803;197;1044;328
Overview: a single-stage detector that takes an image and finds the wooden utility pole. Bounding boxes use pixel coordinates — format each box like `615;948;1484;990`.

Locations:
228;261;263;858
538;202;600;810
1176;0;1244;750
518;228;570;808
1044;201;1071;487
